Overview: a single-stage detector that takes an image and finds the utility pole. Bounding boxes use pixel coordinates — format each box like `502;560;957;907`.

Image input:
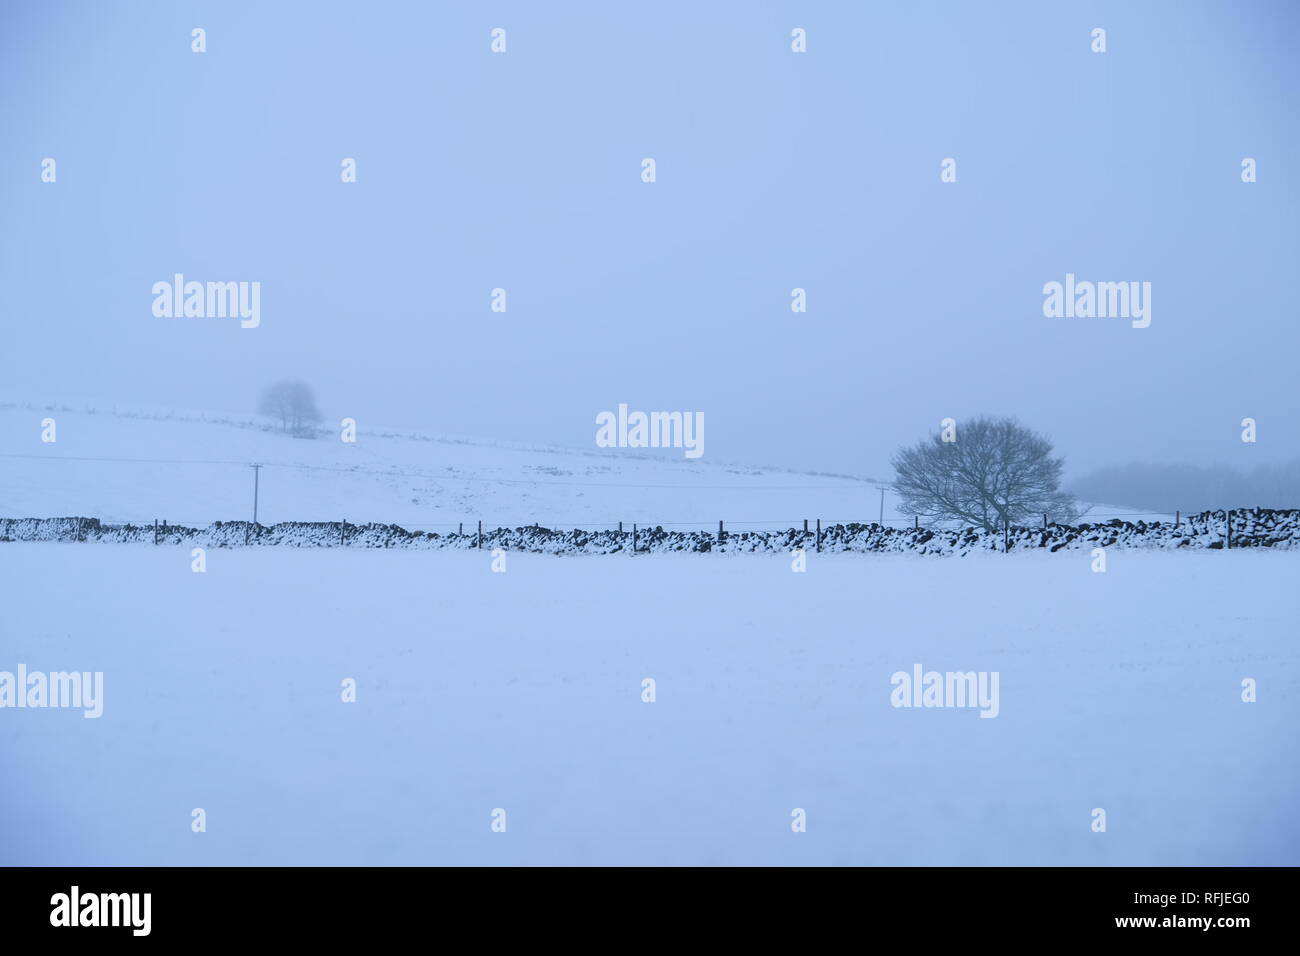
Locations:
250;463;262;525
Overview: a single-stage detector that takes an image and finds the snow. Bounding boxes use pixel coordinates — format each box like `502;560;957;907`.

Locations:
3;403;1294;865
3;508;1296;554
0;403;887;530
2;544;1296;865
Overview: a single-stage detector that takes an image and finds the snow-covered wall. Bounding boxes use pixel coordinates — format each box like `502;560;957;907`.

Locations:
2;510;1297;555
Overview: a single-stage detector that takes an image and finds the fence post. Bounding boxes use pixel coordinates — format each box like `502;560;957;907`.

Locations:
1004;520;1010;553
719;520;724;547
1175;510;1180;528
816;519;821;553
478;520;482;549
803;518;808;534
633;523;637;554
340;520;346;546
914;516;918;530
619;521;623;533
1043;513;1047;529
154;518;158;545
459;522;463;535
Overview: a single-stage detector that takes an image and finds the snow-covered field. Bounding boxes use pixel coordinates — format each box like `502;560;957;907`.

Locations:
2;543;1295;866
2;403;1283;865
0;403;1168;531
0;403;890;530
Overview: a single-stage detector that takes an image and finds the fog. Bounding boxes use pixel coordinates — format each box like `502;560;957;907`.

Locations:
1071;459;1300;512
3;0;1297;484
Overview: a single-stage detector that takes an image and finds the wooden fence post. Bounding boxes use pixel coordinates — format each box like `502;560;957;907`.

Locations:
1175;511;1180;528
719;520;724;547
633;523;637;554
816;519;821;553
1004;520;1010;553
478;520;482;549
154;518;158;545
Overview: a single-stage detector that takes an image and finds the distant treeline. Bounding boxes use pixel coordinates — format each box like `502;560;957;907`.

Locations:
1070;461;1300;512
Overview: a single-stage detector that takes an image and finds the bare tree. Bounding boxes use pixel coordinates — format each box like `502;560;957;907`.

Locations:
892;416;1078;531
258;381;324;436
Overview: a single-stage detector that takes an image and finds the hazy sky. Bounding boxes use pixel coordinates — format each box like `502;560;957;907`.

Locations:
3;0;1297;480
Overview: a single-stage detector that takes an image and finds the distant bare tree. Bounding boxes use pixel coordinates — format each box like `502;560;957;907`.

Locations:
892;416;1078;531
258;381;323;436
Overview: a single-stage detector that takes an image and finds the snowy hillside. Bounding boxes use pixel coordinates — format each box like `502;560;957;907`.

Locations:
0;402;891;530
0;402;1166;531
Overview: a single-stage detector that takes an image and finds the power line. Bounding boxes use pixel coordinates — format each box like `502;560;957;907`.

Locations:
0;452;875;491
